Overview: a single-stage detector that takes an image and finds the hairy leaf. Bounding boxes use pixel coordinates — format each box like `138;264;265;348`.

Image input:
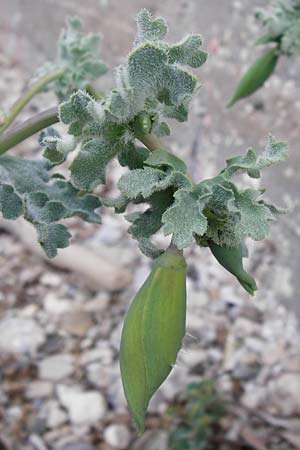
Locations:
135;9;168;44
256;0;300;57
0;155;101;257
37;16;107;99
168;35;208;68
118;166;192;201
145;148;187;173
70;137;121;190
223;135;288;178
127;189;174;240
162;189;210;248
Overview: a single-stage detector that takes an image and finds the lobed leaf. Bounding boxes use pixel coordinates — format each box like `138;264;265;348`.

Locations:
256;0;300;57
0;155;101;257
37;16;107;99
162;189;210;248
135;9;168;44
168;35;208;68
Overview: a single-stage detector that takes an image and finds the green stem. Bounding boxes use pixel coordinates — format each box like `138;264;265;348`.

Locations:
0;83;102;154
139;133;162;151
0;107;59;155
0;69;65;134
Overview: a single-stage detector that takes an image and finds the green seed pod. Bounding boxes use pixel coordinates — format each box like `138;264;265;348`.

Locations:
255;34;282;46
120;248;187;433
132;112;152;136
208;241;257;296
227;47;279;107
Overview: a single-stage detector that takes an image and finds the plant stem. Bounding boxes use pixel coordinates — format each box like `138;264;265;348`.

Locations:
0;107;59;155
139;133;162;151
0;69;65;134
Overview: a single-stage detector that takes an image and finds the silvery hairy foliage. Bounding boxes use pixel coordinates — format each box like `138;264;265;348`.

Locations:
0;9;288;263
256;0;300;56
36;16;107;99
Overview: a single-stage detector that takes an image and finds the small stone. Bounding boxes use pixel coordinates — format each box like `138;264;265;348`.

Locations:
26;416;47;435
241;385;266;410
187;289;209;311
80;342;113;366
44;294;73;315
178;348;206;369
39;354;75;381
233;318;261;337
29;434;48;450
87;363;111;388
60;311;93;337
41;400;68;428
57;385;106;424
84;292;110;312
103;424;131;449
110;322;123;351
0;317;45;355
26;381;53;399
132;430;168;450
267;373;300;415
55;444;96;450
96;217;123;245
40;272;62;287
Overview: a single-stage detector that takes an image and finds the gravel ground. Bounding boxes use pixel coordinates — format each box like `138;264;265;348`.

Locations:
0;1;300;449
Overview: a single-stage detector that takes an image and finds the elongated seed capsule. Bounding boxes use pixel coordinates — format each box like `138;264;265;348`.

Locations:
132;112;152;136
254;34;282;46
120;248;187;433
227;47;279;107
209;241;257;295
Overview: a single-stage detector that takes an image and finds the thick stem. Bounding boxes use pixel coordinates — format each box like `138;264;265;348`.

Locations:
0;84;102;154
139;133;163;151
0;69;65;134
0;107;59;155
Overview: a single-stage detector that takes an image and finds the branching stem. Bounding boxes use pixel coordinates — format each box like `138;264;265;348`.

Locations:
0;69;65;134
0;104;163;156
139;133;163;151
0;107;59;154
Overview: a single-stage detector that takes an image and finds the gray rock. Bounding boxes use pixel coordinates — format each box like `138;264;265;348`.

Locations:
40;272;62;287
132;430;168;450
80;342;113;366
60;311;93;337
187;289;209;311
26;381;53;399
29;434;48;450
110;322;123;351
86;363;111;388
0;317;45;355
103;424;131;449
57;384;107;424
267;373;300;415
55;444;96;450
84;292;110;313
178;348;207;369
41;400;68;428
39;354;75;381
44;293;73;315
96;217;123;245
241;385;266;410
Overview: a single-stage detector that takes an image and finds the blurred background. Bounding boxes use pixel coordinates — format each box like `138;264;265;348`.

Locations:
0;1;299;449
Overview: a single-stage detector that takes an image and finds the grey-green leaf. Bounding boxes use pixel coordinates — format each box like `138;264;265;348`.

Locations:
162;190;209;248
